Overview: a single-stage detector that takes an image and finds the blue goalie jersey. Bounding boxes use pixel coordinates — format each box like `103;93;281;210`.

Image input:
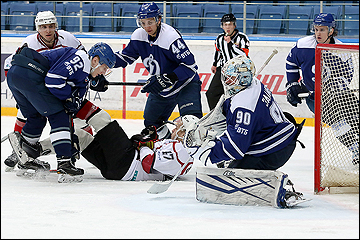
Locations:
40;47;90;101
114;23;200;98
209;79;298;164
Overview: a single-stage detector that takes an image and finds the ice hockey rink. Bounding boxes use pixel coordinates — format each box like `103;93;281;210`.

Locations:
1;115;358;239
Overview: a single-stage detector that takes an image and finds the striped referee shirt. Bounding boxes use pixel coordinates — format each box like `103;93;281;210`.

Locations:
212;29;250;67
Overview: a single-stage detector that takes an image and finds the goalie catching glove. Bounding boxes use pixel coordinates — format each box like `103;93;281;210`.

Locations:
130;125;159;150
141;72;178;94
182;115;218;148
89;74;109;92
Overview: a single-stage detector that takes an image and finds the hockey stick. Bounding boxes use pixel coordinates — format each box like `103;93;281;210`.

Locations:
1;134;9;143
147;156;192;194
255;49;278;77
108;82;146;86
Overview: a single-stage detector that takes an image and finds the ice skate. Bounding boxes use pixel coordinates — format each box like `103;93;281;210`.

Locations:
283;179;311;208
16;158;51;179
57;160;84;183
4;151;20;172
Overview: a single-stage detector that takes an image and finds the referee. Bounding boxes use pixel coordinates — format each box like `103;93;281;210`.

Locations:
206;13;250;110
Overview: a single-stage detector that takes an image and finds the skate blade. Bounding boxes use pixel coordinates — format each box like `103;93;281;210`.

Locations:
286;198;312;207
57;173;83;183
5;166;15;172
15;169;50;179
8;132;29;164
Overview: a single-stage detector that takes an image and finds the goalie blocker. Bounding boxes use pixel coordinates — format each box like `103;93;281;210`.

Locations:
196;167;308;208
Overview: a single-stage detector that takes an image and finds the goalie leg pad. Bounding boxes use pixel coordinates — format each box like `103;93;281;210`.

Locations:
196;167;289;208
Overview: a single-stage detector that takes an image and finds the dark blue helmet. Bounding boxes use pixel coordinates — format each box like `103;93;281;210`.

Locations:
312;13;336;32
88;42;116;69
137;2;162;20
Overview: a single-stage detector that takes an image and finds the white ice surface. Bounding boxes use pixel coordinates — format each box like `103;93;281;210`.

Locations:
1;116;358;239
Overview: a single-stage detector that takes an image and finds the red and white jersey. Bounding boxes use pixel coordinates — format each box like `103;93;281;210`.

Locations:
122;139;194;181
4;30;85;71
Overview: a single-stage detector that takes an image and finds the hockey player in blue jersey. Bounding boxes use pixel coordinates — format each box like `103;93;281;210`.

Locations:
285;13;341;113
6;42;116;182
286;13;358;166
194;56;305;170
113;2;203;139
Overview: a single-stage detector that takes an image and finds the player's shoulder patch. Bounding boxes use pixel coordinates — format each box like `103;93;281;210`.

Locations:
297;35;316;49
230;78;262;112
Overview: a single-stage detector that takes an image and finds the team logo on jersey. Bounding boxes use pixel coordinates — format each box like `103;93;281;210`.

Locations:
143;54;160;75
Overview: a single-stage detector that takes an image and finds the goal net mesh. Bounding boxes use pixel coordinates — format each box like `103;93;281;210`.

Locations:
315;44;359;193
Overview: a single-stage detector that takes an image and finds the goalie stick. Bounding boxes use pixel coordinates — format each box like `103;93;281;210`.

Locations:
255;49;278;77
147;156;192;194
1;134;9;143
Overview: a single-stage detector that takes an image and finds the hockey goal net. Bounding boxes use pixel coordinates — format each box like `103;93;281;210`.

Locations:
314;44;359;194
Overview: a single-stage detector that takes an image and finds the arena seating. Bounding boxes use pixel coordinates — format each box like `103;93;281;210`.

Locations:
257;5;287;34
63;2;91;32
91;3;115;32
231;4;259;34
202;4;230;33
1;1;8;30
287;5;314;35
1;1;358;36
174;4;203;33
8;1;36;31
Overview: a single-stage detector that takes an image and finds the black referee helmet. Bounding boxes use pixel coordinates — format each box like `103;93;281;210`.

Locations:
221;13;236;25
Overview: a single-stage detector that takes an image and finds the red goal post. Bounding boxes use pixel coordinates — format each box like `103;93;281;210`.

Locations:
314;44;359;194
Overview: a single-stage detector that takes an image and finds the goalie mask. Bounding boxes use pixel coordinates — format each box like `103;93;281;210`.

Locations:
221;55;256;98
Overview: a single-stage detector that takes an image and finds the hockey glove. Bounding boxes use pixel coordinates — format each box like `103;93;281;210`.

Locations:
89;74;109;92
63;89;82;115
141;72;178;94
286;82;305;107
130;126;159;150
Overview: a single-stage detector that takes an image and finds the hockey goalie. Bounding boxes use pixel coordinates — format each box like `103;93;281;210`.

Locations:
183;55;310;208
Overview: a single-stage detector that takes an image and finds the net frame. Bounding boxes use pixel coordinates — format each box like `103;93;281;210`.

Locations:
314;44;359;194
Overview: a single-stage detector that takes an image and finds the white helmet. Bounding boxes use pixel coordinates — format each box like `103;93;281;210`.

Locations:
221;55;256;98
35;11;58;31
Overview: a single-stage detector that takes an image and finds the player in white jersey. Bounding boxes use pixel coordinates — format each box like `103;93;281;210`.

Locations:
3;11;92;170
38;102;193;181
